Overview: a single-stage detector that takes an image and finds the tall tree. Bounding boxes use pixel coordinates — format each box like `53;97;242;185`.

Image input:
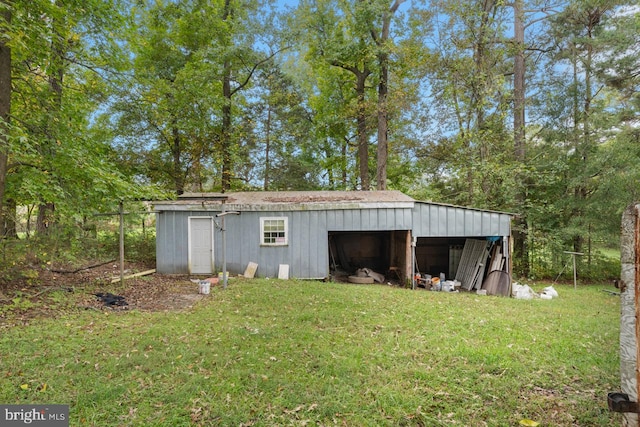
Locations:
297;0;377;190
550;0;618;258
295;0;429;191
3;0;152;236
369;0;405;190
424;0;512;208
0;0;10;237
110;0;281;194
112;1;200;195
522;0;638;275
218;0;282;191
250;65;321;190
511;0;529;276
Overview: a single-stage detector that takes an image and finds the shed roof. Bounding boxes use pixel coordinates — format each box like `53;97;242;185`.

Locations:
153;190;515;217
154;190;416;211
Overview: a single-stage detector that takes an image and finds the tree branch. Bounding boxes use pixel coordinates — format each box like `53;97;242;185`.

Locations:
230;47;288;97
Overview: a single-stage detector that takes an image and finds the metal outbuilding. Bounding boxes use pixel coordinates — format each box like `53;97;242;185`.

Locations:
153;190;513;287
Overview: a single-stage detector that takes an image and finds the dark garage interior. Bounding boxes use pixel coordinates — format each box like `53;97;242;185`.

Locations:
328;230;411;283
414;237;467;280
329;232;507;288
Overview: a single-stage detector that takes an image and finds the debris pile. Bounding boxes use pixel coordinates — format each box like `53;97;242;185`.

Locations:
94;292;128;307
512;284;559;300
354;268;385;283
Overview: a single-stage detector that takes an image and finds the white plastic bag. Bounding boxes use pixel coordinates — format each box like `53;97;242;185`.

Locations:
542;286;559;298
513;284;535;300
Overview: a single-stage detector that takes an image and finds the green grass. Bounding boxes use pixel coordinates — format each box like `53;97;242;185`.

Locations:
0;280;622;426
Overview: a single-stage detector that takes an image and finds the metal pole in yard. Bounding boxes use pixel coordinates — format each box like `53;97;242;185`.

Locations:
119;200;125;285
564;251;583;290
216;209;240;289
222;214;227;289
412;236;416;290
572;255;577;290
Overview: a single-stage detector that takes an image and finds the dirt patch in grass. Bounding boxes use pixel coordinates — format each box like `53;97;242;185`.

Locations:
0;261;209;325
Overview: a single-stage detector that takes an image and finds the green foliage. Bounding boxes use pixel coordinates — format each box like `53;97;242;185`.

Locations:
2;0;165;238
0;292;34;314
0;0;638;280
0;203;155;281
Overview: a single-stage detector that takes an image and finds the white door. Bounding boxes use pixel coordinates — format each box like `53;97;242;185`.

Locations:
189;217;214;274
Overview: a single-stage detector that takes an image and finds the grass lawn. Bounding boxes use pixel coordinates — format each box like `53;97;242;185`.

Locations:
0;278;622;426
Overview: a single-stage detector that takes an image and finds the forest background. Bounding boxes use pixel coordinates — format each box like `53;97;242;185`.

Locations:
0;0;637;281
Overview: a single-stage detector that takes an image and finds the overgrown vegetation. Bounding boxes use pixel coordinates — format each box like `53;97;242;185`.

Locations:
0;278;621;426
0;210;155;286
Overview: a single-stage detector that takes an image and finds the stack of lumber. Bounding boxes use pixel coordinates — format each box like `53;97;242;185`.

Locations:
481;243;511;296
454;238;511;296
454;239;490;291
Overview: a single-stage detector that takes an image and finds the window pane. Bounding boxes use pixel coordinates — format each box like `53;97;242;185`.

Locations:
261;218;287;245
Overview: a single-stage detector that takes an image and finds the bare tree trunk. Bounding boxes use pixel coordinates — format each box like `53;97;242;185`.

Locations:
375;84;388;190
220;0;233;192
373;0;404;191
330;51;372;190
172;125;184;195
341;138;348;187
513;0;529;276
222;58;232;192
513;0;525;163
37;0;66;235
4;198;16;238
356;71;369;190
571;9;600;258
264;105;272;190
37;202;55;234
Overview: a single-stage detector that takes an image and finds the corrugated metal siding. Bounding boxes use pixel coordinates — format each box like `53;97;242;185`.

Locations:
326;208;413;231
156;211;207;274
157;207;416;277
209;210;328;279
156;202;511;277
228;208;413;278
412;203;511;237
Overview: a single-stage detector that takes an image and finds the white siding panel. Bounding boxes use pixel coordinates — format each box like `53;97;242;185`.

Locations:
437;206;449;235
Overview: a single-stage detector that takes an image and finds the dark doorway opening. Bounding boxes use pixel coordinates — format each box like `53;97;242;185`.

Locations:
328;230;411;284
414;237;508;289
414;237;468;280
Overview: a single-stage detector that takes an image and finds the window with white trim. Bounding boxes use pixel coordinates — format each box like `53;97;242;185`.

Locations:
260;217;288;246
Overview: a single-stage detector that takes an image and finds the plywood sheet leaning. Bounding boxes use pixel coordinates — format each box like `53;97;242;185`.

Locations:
482;270;511;296
455;239;489;291
243;262;259;278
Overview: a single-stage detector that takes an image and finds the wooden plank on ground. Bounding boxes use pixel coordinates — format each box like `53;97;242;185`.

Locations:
111;269;156;283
